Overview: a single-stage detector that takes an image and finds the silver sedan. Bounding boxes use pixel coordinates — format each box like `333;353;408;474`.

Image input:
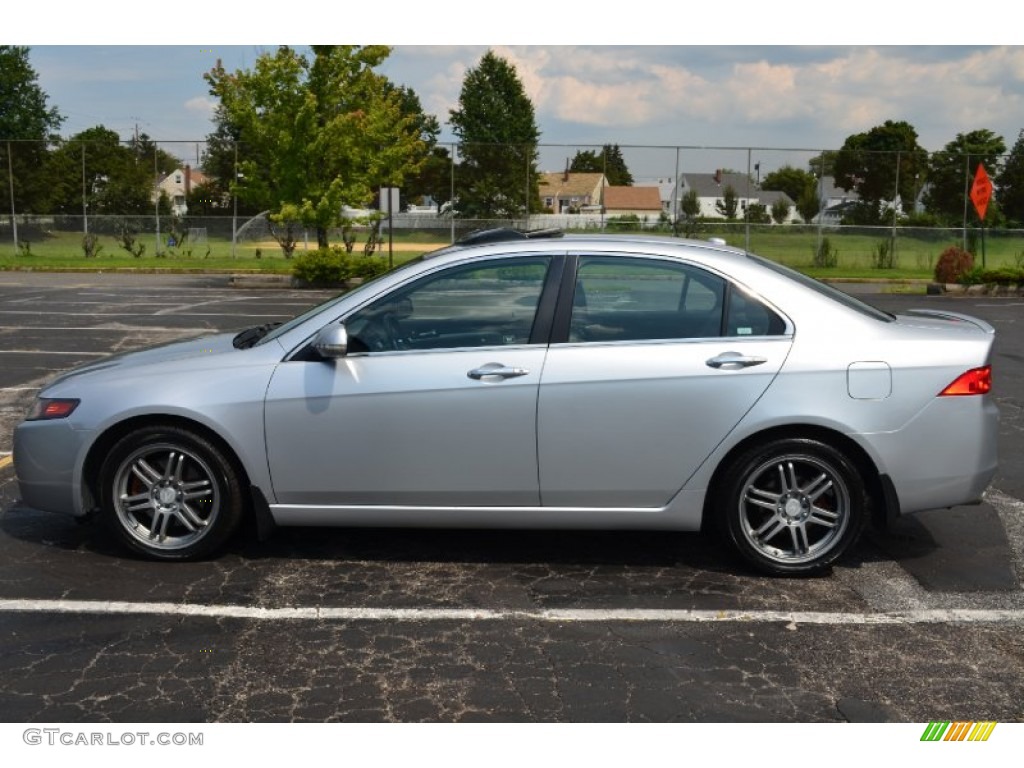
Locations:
13;231;999;575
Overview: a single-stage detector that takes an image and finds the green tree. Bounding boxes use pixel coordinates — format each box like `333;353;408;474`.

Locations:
997;130;1024;227
675;188;702;237
761;165;816;204
448;50;541;219
715;185;739;220
205;45;427;252
807;151;836;178
0;46;64;215
924;130;1004;224
570;144;633;186
796;183;822;223
388;83;451;209
833;120;928;224
48;126;157;215
770;197;791;224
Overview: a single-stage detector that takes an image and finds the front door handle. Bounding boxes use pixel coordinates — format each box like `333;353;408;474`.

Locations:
706;352;768;370
468;362;530;380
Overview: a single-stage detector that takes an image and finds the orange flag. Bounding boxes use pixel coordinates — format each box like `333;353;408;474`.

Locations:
970;164;993;221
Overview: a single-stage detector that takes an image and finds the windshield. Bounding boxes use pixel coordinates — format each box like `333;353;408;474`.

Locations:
747;253;895;322
255;255;429;346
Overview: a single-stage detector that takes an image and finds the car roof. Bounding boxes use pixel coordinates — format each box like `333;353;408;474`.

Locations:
426;228;751;264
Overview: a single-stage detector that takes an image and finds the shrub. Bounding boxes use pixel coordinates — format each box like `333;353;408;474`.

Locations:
812;236;838;268
292;248;391;286
872;238;897;269
81;234;103;258
934;246;974;284
293;248;347;285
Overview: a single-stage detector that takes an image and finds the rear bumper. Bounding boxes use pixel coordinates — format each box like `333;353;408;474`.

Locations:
865;395;999;515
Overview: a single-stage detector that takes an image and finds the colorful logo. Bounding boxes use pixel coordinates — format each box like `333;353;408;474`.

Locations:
921;721;997;742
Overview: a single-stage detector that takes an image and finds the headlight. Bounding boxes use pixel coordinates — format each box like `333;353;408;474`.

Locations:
26;398;80;421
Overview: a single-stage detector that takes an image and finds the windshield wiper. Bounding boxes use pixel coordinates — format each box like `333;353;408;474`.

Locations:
232;322;282;349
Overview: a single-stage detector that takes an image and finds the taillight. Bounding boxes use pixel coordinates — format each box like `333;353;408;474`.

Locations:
939;366;991;396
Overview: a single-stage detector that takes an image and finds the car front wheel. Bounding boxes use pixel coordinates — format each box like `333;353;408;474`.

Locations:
99;426;244;560
717;438;866;576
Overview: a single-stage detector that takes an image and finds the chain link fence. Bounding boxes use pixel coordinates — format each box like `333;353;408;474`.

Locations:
2;139;1022;271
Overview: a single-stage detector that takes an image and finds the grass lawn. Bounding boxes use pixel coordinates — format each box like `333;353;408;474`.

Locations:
2;226;1021;280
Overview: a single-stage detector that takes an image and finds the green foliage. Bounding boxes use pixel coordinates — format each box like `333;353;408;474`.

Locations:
606;214;643;231
812;236;838;268
924;129;1004;224
963;267;1024;286
205;46;428;251
675;189;702;237
997;129;1024;227
16;240;32;257
761;165;815;204
770;197;791;225
746;202;771;224
48;127;157;215
81;233;103;258
0;47;64;214
116;224;145;258
715;185;739;220
570;144;634;186
833;120;928;224
292;247;390;285
448;51;541;218
796;182;822;223
934;246;974;283
871;238;897;270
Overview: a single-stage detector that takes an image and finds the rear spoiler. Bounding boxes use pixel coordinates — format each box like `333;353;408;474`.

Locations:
902;309;995;334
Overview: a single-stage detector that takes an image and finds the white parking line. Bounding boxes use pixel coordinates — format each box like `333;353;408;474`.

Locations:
1;599;1023;625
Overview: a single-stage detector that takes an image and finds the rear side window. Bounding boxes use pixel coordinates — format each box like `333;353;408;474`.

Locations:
726;288;787;337
569;256;725;342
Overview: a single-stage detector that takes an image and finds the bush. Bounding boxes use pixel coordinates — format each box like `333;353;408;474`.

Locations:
872;238;897;270
934;246;974;284
293;248;347;285
812;236;838;268
292;248;391;286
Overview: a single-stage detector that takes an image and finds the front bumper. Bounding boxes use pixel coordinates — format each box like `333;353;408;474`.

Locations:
12;420;94;517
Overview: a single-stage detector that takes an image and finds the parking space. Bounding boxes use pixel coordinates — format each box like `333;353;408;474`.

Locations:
0;272;1022;722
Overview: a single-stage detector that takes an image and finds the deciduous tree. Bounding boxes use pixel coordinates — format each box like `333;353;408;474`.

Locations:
924;129;1004;224
205;45;427;251
833;120;928;224
0;46;64;214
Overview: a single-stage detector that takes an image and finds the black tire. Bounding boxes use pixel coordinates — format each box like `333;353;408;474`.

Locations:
99;425;244;560
716;438;867;576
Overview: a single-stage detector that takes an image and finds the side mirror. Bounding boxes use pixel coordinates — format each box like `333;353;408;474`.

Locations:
312;324;349;359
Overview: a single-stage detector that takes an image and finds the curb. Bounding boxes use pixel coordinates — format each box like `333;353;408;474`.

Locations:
228;274;295;289
934;283;1024;297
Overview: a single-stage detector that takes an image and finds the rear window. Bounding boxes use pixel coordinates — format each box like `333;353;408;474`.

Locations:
747;253;894;322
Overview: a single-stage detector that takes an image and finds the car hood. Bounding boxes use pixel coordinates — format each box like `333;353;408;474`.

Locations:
42;332;237;390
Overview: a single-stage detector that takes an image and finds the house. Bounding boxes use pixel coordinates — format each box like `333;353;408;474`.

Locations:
603;185;663;218
538;171;606;213
154;165;209;217
677;170;798;223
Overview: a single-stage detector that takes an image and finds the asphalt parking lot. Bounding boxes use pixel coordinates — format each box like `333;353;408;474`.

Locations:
0;272;1022;722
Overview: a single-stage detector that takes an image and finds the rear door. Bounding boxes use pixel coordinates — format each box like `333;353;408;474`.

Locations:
537;253;793;507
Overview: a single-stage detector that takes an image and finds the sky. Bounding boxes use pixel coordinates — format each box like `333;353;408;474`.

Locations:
8;3;1024;180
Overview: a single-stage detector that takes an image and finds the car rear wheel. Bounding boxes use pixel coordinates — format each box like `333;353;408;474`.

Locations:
717;438;866;576
99;426;243;560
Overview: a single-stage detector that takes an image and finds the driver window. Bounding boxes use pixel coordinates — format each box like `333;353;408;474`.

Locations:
346;257;550;352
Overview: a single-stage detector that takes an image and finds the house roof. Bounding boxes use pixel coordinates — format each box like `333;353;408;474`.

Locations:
755;190;795;206
603;185;662;211
682;171;757;198
538;172;605;199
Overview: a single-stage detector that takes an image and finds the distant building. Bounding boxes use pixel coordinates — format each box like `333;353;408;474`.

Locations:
538;171;606;213
603;186;663;218
154;165;209;217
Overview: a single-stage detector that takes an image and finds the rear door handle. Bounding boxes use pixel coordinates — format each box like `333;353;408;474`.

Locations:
468;363;530;380
706;352;767;370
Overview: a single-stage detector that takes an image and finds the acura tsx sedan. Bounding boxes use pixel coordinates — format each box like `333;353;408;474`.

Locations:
13;230;999;575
